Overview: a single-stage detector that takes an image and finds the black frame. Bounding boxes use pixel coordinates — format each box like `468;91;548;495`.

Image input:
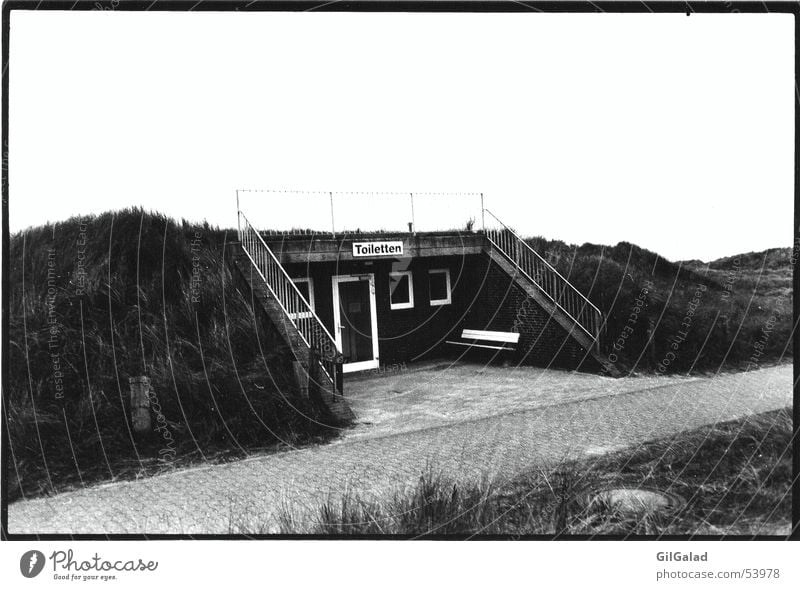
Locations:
1;0;798;541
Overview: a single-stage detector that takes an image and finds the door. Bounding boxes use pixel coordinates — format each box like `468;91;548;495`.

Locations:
332;274;379;373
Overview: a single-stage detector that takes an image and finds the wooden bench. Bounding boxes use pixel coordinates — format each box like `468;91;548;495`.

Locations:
446;329;520;352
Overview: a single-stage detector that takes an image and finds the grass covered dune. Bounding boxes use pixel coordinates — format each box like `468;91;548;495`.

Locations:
6;209;343;502
523;236;794;375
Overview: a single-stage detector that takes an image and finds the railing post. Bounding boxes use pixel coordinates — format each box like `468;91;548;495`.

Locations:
329;192;336;238
410;192;416;235
480;192;485;232
335;364;343;395
236;189;241;241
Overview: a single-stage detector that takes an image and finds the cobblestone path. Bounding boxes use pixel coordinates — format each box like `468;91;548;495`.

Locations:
7;365;791;534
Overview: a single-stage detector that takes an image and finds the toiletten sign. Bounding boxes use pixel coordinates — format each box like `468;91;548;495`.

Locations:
352;241;404;257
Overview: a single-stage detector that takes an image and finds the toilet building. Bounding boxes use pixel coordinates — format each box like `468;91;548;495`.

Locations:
230;193;612;411
263;231;604;374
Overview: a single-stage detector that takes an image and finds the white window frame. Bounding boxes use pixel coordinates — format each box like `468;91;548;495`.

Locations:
428;268;452;306
290;277;315;320
389;270;414;310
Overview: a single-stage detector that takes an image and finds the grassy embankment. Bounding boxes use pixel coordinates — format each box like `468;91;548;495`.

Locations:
523;237;794;374
6;209;345;502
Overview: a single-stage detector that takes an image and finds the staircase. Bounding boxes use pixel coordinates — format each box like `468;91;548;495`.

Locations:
229;211;354;421
483;209;618;376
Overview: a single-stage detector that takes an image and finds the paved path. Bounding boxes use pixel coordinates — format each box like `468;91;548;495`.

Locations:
343;361;707;439
7;364;792;534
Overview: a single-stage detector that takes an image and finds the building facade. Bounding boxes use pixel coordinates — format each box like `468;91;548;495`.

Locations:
267;231;601;374
231;196;611;414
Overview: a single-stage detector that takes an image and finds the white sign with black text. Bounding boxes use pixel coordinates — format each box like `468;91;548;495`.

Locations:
352;241;404;258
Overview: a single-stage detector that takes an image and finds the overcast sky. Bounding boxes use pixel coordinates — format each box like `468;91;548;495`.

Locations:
8;10;794;261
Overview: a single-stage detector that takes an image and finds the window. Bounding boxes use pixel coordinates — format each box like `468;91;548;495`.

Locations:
290;277;315;319
389;271;414;310
428;269;451;306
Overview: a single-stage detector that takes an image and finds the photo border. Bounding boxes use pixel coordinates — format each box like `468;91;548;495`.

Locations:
1;0;797;542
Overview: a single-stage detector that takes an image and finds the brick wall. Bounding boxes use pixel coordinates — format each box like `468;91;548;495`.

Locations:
461;255;602;372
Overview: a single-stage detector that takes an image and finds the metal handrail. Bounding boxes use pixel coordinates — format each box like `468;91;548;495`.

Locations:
238;210;342;392
483;208;602;344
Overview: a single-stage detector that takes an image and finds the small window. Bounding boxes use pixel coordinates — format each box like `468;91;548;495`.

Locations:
291;277;315;319
428;269;451;306
389;271;414;310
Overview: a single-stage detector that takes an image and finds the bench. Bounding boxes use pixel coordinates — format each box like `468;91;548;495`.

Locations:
445;329;520;351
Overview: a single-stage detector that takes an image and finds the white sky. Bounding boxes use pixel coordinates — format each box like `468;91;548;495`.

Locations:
7;10;795;261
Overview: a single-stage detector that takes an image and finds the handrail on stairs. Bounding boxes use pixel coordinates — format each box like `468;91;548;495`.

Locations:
237;210;343;393
483;208;602;347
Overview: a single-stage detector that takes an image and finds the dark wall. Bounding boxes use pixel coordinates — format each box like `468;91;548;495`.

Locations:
462;257;600;371
282;255;483;365
283;253;599;371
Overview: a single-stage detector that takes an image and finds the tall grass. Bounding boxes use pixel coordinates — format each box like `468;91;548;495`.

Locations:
270;408;792;536
525;238;793;374
281;470;501;536
5;209;344;501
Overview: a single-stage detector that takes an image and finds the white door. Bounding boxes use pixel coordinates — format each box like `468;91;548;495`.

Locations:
332;274;380;373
